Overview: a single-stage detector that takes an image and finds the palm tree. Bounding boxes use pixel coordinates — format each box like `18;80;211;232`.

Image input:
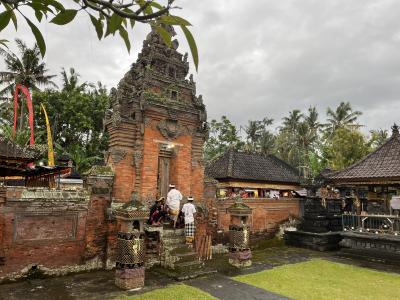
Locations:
244;120;263;152
0;39;57;98
258;130;275;156
61;67;91;92
0;39;57;129
325;102;362;134
282;109;303;132
305;106;322;132
369;129;388;149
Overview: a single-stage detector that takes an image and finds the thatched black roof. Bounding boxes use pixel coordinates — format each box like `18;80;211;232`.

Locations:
205;149;300;184
328;125;400;182
0;136;37;161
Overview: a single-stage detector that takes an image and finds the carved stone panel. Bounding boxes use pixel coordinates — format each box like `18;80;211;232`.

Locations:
14;213;78;241
111;148;127;164
157;119;182;140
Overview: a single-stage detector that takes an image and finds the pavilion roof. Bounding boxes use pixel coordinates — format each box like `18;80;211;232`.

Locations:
328;125;400;183
0;136;39;161
205;149;300;184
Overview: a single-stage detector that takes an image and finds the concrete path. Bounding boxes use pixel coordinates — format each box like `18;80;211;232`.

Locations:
188;274;290;300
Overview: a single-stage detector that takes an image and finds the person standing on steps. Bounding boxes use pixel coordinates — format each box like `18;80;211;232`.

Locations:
166;184;182;228
181;196;197;247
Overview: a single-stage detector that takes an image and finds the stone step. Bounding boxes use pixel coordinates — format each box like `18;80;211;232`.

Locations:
162;236;186;247
174;251;198;263
163;228;185;237
175;260;204;271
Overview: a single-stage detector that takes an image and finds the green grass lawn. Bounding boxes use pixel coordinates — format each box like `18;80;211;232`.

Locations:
235;259;400;300
119;284;216;300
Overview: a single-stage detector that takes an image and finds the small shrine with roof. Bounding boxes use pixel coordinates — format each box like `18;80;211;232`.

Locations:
105;26;208;204
326;124;400;214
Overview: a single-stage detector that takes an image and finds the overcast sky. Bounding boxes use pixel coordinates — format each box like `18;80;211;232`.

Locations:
2;0;400;134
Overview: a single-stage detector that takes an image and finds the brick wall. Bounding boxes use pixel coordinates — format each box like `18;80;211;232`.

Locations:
0;173;114;282
216;198;300;237
196;182;299;243
110;117;205;204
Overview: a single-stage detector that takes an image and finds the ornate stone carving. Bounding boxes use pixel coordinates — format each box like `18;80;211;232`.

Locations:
144;116;152;127
132;151;143;167
157;119;182;140
111;148;127;164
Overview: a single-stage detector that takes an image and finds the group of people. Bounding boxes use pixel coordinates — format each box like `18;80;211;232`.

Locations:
148;184;197;245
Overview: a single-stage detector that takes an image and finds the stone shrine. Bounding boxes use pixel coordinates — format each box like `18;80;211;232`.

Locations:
105;26;208;204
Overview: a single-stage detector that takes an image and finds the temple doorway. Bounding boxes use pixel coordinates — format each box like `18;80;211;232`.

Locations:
157;144;174;198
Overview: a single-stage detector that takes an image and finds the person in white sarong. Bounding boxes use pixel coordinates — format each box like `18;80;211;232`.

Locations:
181;196;196;246
166;184;182;228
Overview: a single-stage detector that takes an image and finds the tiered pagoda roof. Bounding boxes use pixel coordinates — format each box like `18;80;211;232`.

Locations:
205;149;300;184
328;124;400;183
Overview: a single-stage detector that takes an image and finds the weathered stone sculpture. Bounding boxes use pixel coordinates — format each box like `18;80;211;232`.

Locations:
227;198;252;267
114;202;148;290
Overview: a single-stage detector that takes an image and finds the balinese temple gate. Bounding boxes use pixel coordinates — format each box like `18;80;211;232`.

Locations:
105;26;208;204
104;26;209;288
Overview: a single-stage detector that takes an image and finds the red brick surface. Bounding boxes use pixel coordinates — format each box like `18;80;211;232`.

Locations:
0;178;113;280
216;198;300;235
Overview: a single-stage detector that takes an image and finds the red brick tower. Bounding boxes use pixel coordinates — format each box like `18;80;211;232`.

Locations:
105;27;208;204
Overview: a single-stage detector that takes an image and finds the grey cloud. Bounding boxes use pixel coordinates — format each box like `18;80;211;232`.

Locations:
2;0;400;134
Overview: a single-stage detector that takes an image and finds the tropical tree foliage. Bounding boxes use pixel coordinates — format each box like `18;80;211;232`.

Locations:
205;103;377;180
243;117;274;155
204;116;244;162
325;101;362;135
322;127;369;170
0;0;199;70
0;39;57;131
0;39;57;99
33;71;109;168
369;129;388;149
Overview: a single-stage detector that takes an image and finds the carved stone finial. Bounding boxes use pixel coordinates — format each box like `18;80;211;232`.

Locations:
392;123;399;135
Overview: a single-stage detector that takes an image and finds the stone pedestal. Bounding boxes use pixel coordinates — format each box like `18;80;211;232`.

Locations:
228;249;252;267
115;267;145;290
113;202;148;290
227;199;252;268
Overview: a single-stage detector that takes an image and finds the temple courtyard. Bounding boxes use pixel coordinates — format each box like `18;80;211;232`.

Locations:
1;244;399;300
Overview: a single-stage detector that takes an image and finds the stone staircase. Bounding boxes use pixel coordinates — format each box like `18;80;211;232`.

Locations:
160;228;210;278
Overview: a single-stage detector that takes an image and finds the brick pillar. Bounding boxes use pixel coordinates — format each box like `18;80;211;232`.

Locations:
84;166;115;267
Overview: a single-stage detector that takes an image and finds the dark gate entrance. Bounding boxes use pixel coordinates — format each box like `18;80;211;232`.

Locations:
157;146;173;198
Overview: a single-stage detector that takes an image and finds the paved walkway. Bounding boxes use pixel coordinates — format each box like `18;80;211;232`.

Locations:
188;274;290;300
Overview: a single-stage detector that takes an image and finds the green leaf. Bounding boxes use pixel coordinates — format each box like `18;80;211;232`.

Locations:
180;25;198;71
45;0;65;12
50;9;77;25
0;39;9;49
119;26;131;53
108;13;123;35
149;2;164;10
0;10;11;32
154;26;171;47
130;18;135;29
24;17;46;57
10;11;17;30
137;0;153;14
160;15;191;26
90;15;103;40
35;9;43;22
122;8;135;28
